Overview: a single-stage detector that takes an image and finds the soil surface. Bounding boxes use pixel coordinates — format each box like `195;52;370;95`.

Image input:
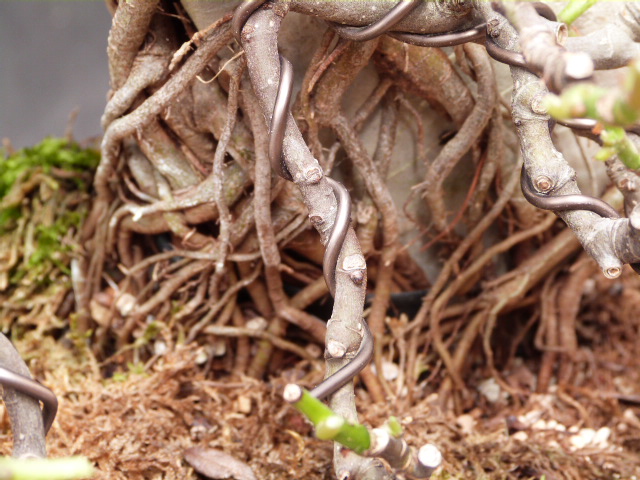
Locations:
2;267;640;480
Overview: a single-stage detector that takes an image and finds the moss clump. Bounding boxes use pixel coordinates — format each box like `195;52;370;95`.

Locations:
0;138;98;330
0;137;98;200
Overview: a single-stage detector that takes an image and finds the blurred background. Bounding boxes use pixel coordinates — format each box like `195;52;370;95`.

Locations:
0;1;112;149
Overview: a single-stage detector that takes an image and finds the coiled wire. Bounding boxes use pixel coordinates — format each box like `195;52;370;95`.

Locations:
0;367;58;435
521;166;640;274
235;1;554;68
234;1;373;401
521;165;620;218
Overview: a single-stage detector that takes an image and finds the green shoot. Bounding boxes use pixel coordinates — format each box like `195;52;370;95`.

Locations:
385;416;403;438
545;60;640;127
0;456;94;480
283;384;371;454
596;127;640;169
558;0;599;26
544;60;640;170
544;84;640;128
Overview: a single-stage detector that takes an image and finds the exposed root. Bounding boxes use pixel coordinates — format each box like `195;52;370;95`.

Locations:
47;3;640;479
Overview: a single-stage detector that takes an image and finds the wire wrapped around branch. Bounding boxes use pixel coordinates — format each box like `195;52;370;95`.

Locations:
0;333;58;458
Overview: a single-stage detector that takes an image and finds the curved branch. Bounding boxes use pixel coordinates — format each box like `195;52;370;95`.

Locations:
479;3;640;277
95;17;233;202
417;42;495;232
0;334;46;458
241;6;386;479
291;0;480;35
564;3;640;70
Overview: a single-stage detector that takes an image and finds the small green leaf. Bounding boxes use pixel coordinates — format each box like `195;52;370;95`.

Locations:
385;416;403;438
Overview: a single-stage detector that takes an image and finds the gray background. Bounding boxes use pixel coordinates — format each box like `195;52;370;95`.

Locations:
0;1;112;149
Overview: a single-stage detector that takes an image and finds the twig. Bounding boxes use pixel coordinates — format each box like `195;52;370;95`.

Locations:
374;38;474;127
0;334;46;458
203;325;317;363
212;61;244;275
564;3;640;70
290;0;478;36
502;1;593;91
94;17;232;203
479;3;640;276
242;8;378;478
187;266;262;342
103;14;174;128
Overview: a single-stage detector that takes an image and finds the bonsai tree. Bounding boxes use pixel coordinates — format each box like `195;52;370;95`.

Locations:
61;0;640;477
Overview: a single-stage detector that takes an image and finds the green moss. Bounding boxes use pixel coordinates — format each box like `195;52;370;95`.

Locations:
111;362;149;383
0;138;99;289
0;206;20;229
135;321;163;347
68;313;94;351
27;210;85;272
0;137;98;199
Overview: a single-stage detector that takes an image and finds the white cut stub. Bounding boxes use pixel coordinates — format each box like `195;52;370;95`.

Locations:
327;340;347;358
342;254;366;271
246;317;268;331
115;292;136;316
283;384;303;403
418;444;443;469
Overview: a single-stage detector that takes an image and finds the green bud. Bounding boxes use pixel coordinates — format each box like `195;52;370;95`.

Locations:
601;126;625;145
316;415;345;440
595;147;615;162
385;416;403;438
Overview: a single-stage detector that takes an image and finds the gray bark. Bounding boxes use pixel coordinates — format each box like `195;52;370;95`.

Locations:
241;5;387;479
0;334;46;458
479;3;640;277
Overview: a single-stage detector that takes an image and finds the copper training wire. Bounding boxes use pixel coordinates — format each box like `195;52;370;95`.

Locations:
270;55;294;181
484;37;528;69
233;1;374;401
330;0;485;47
309;321;374;400
234;0;547;70
557;118;600;131
556;118;640;137
322;178;351;298
0;367;58;435
232;0;267;44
